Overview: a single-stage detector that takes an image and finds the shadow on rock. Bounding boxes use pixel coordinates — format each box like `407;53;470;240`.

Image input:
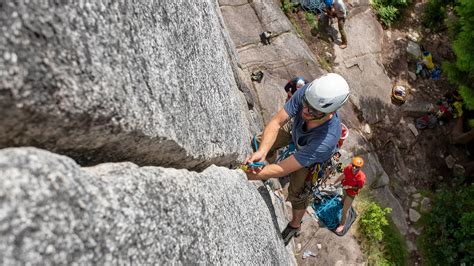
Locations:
256;185;282;236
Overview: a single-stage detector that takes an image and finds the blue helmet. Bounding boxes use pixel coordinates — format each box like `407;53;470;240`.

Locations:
324;0;333;7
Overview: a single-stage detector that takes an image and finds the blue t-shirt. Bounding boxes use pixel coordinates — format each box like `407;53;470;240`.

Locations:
283;86;341;167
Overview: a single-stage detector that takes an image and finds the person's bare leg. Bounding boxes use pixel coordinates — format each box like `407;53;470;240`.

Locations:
290;209;306;228
336;194;353;233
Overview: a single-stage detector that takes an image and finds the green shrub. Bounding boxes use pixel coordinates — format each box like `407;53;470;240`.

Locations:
305;11;318;32
356;198;406;265
377;5;399;27
383;220;409;265
359;202;392;242
419;184;474;264
281;0;291;14
371;0;410;26
442;0;474;110
281;0;299;14
422;0;457;29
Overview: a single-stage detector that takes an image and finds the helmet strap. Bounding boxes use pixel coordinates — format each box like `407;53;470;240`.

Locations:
309;113;328;121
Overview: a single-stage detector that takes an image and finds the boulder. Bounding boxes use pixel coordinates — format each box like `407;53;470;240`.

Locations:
453;164;466;177
0;147;294;265
409;208;421;223
412;193;421;200
409;226;422;236
420;197;431;213
373;187;408;235
445;155;456;169
0;1;251;169
406;240;417;252
406;41;421;58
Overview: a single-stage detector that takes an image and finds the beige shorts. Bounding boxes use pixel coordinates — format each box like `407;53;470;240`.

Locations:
255;122;312;210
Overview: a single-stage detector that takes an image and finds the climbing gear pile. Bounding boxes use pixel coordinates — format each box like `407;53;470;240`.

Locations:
415;114;438;129
312;194;342;230
391;85;408;105
251;71;264;83
259;31;273;45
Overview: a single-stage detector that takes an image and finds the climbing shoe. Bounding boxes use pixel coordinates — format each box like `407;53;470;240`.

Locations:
281;223;301;246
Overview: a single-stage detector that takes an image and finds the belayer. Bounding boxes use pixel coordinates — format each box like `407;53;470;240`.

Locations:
332;156;366;233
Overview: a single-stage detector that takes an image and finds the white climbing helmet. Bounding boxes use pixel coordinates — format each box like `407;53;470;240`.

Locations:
304;73;350;113
296;79;305;88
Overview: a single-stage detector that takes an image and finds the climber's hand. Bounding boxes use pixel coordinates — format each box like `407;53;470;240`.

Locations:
245;168;265;180
244;150;267;166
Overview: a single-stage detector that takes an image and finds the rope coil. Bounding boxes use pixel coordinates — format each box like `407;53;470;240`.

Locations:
313;194;342;229
298;0;326;13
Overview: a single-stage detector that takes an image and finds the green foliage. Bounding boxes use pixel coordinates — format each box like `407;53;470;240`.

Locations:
371;0;410;26
468;119;474;129
305;11;319;32
356;198;406;265
281;0;291;14
423;0;447;29
459;85;474;110
441;0;474;110
377;5;399;27
382;220;409;265
359;202;392;242
281;0;299;14
419;184;474;264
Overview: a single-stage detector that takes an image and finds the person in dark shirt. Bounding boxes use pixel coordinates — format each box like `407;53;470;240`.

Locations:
284;77;308;102
244;73;350;245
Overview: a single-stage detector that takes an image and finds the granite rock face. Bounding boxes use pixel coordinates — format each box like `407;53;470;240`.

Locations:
0;147;293;265
0;1;251;169
220;0;324;124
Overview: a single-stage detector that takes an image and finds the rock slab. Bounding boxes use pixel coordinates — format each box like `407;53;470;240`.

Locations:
0;1;251;169
0;147;293;265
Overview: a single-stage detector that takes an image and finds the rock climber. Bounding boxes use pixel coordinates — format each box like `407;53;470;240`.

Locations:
284;77;309;102
244;73;350;245
322;0;348;49
332;156;366;233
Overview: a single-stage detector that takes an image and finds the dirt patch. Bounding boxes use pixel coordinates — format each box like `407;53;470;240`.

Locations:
285;9;335;72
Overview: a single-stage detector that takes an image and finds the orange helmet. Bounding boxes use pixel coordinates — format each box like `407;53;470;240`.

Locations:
352;156;364;167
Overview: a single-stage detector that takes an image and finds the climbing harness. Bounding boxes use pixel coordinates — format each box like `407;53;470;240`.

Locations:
275;143;296;163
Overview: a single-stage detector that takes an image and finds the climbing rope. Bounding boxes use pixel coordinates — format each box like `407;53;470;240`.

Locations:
276;143;295;163
239;135;268;171
313;194;342;230
298;0;326;13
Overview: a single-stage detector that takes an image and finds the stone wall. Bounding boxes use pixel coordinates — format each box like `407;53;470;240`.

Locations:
0;0;252;169
0;148;293;264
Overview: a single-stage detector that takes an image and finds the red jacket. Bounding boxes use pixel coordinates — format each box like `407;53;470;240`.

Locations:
342;164;366;197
